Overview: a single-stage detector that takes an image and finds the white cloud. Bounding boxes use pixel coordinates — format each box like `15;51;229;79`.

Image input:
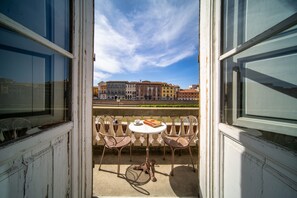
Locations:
93;71;111;83
94;0;198;84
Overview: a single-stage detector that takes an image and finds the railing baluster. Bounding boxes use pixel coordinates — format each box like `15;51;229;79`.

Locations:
92;114;199;148
188;115;199;146
151;133;159;146
169;116;177;136
106;116;115;136
179;116;185;136
141;134;146;146
116;116;124;136
132;116;142;146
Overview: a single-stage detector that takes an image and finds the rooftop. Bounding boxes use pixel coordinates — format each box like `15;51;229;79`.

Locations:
178;89;198;93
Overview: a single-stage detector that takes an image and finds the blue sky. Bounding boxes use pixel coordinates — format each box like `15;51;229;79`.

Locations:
94;0;199;89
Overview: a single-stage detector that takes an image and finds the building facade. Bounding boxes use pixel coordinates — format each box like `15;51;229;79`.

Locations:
173;85;180;99
136;81;162;100
97;80;182;101
177;89;199;100
93;86;98;98
98;81;107;99
106;81;127;100
161;83;179;100
126;82;136;100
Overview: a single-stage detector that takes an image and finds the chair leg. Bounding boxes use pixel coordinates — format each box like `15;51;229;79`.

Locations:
171;148;175;176
188;146;195;172
129;143;132;162
99;146;106;171
163;142;166;160
117;149;121;176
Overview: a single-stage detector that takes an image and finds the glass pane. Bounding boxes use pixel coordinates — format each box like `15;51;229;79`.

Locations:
0;46;50;115
0;0;49;38
242;53;297;120
0;0;70;50
0;27;70;146
221;24;297;140
222;0;297;53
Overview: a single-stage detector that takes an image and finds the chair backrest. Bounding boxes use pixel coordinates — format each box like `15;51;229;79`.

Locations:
95;116;109;145
95;115;128;139
187;115;199;144
178;116;198;143
95;115;103;130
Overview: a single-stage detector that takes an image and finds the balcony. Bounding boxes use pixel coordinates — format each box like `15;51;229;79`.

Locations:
92;106;199;197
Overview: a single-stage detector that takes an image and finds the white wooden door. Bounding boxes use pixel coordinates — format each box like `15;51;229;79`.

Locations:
0;0;93;197
199;0;297;197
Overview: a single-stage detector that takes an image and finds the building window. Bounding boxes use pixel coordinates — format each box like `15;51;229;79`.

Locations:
0;0;71;146
220;0;297;148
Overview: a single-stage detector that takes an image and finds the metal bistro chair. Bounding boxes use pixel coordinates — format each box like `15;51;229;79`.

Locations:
95;116;132;176
162;116;198;176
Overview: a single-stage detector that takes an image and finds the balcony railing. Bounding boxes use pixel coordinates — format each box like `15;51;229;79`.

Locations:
92;106;199;147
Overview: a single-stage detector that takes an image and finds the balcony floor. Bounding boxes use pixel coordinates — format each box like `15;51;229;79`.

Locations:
92;147;199;197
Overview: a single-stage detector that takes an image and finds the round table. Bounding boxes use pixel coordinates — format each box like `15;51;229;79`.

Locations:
128;121;167;182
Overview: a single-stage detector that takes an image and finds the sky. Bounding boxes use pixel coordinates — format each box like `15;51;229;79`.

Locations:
94;0;199;89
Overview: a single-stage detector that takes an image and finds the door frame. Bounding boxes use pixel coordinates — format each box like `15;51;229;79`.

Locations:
199;0;221;197
71;0;94;197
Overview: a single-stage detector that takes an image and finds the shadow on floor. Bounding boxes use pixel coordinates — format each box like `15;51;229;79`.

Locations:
169;166;199;197
124;165;151;195
93;146;199;197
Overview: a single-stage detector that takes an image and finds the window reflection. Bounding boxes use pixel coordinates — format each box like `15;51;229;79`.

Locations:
0;45;51;117
223;0;297;53
0;0;70;146
221;0;297;150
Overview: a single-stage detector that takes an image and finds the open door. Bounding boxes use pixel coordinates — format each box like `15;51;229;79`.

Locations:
200;1;297;197
0;0;94;197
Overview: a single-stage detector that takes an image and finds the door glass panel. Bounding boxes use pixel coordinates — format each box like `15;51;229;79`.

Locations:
223;0;297;53
221;0;297;151
0;0;70;146
0;46;51;115
0;0;70;50
241;52;297;120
